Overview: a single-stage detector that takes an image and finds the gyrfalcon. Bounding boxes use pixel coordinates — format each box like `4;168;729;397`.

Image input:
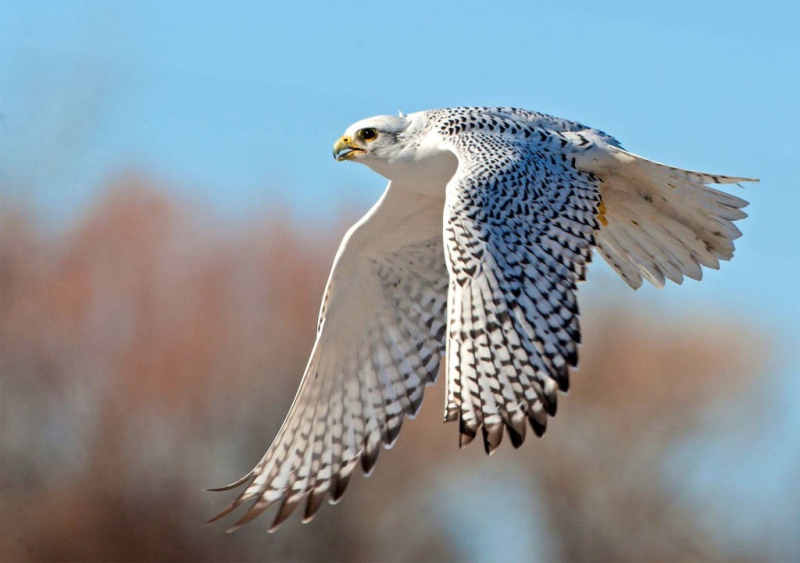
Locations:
207;106;757;532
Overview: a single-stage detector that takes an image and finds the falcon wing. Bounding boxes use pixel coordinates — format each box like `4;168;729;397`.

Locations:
208;181;448;532
484;107;756;289
437;119;601;454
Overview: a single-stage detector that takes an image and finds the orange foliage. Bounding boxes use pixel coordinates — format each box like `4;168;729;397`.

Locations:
0;175;768;562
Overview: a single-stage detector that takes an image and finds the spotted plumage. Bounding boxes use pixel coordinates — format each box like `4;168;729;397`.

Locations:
209;106;757;532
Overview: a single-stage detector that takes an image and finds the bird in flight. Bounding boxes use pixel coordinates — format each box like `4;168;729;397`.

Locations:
208;106;756;532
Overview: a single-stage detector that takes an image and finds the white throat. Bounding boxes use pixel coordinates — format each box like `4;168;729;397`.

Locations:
364;133;457;199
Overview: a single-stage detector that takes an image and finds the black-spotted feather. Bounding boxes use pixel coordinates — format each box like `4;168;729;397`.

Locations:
435;120;600;453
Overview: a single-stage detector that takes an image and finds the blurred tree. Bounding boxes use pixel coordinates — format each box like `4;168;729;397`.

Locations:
0;180;774;562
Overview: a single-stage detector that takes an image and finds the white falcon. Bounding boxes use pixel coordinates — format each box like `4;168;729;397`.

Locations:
208;106;756;532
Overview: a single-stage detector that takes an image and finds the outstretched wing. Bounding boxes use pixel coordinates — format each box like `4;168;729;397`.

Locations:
434;112;602;453
208;182;448;532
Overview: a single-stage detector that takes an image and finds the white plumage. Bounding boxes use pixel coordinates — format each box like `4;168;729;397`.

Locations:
208;107;756;532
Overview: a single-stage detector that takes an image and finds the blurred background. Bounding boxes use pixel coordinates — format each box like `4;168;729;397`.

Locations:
1;1;798;562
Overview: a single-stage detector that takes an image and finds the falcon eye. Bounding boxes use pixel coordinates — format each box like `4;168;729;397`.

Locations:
358;128;378;142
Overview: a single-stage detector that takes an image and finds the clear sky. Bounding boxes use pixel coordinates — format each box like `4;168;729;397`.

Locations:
1;0;798;555
2;1;798;331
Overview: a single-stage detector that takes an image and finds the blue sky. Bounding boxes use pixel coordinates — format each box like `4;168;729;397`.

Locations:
2;1;798;332
1;0;798;555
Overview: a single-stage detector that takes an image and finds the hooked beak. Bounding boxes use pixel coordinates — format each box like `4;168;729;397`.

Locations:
333;136;365;161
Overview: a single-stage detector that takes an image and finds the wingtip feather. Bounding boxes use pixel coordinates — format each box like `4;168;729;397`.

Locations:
482;423;504;455
507;418;526;449
268;495;302;533
204;471;255;492
360;446;380;477
224;496;277;533
302;489;327;523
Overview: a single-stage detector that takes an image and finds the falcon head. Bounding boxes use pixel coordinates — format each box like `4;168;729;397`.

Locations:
333;112;457;193
332;115;410;163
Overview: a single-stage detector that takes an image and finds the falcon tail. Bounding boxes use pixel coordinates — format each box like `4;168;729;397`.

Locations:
593;147;757;289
